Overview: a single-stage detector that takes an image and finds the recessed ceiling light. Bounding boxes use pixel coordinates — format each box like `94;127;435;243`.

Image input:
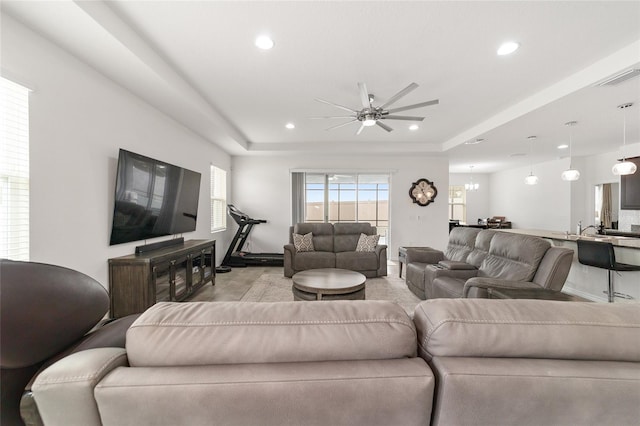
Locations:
510;153;526;157
285;123;295;129
557;144;569;149
409;124;419;131
497;41;519;56
465;138;484;145
255;35;274;50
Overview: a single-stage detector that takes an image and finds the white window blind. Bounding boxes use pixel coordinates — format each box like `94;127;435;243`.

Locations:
1;77;30;260
210;165;227;232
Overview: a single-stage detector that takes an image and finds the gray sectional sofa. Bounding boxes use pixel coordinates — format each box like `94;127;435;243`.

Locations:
32;299;640;426
284;222;387;278
405;227;574;299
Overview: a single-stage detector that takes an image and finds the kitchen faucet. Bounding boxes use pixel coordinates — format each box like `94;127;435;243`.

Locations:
577;221;603;235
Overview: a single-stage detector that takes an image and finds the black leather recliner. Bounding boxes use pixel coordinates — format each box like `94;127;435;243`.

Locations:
0;259;138;425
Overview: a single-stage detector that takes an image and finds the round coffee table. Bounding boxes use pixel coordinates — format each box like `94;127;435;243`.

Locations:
292;268;366;301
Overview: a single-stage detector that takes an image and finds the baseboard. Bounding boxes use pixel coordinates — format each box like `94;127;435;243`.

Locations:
562;286;602;302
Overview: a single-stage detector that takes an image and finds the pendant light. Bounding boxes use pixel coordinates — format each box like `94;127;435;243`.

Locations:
561;121;580;181
465;166;479;191
524;136;539;185
612;102;637;176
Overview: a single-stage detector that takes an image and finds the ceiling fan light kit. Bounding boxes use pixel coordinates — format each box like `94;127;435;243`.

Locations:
612;103;637;176
313;82;439;134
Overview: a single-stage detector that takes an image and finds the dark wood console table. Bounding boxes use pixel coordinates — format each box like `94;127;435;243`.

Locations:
108;239;215;318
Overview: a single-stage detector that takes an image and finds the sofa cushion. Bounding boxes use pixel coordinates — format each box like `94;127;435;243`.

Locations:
413;299;640;362
293;223;334;252
292;232;314;252
355;233;380;252
444;227;481;262
127;301;417;366
293;251;335;270
334;223;376;252
478;232;550;281
465;229;495;267
335;251;379;271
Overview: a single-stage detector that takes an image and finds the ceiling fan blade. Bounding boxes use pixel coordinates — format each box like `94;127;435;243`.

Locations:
325;119;358;131
309;116;356;119
357;82;371;109
356;123;366;135
376;121;393;132
379;82;419;109
315;98;358;113
384;115;425;121
387;99;439;114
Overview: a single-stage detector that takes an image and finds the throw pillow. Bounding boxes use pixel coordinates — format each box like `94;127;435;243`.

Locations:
355;233;380;252
293;232;314;252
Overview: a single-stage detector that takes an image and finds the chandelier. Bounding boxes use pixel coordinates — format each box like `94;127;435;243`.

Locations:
465;166;479;191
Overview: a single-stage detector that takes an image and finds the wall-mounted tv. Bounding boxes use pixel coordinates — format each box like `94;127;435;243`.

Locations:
109;149;201;245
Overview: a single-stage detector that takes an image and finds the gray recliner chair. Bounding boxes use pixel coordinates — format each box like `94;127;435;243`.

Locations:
0;259;138;426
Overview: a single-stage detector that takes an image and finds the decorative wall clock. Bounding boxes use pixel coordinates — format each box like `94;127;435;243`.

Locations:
409;178;438;206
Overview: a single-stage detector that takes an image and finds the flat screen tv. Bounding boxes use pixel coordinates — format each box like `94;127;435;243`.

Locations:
109;149;201;245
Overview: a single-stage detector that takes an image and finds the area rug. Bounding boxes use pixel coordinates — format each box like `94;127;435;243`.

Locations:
240;272;422;315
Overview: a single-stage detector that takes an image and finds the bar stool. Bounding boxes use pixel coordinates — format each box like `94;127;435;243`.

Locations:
576;239;640;302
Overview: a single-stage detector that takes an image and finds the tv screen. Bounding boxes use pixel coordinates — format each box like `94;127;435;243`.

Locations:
109;149;201;245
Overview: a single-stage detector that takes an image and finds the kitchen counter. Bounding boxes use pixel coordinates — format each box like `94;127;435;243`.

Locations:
498;228;640;249
497;228;640;302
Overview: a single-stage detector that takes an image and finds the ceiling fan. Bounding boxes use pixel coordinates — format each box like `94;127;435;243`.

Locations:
312;82;439;135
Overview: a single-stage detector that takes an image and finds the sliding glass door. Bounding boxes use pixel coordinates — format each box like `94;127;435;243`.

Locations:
301;173;389;244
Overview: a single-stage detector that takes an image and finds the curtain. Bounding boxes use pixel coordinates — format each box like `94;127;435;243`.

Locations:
600;183;612;228
291;172;305;225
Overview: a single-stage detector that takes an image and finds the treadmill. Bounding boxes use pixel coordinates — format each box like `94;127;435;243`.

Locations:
220;205;284;269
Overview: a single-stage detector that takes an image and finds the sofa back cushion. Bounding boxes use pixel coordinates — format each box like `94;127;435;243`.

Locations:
333;223;376;252
465;230;496;267
414;299;640;362
478;232;549;280
127;301;417;367
444;227;481;262
293;223;334;252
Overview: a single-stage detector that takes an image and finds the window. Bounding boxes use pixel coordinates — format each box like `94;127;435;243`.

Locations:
210;165;227;232
448;185;466;222
303;173;389;244
1;77;30;260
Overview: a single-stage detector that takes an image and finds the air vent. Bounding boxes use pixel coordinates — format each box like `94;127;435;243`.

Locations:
595;69;640;86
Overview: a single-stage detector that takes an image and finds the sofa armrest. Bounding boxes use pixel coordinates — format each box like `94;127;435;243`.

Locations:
284;244;296;277
406;248;444;264
33;347;127;426
375;245;388;276
463;277;541;298
439;260;476;270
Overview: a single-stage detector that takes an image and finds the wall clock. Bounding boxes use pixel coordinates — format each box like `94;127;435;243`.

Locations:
409;178;438;206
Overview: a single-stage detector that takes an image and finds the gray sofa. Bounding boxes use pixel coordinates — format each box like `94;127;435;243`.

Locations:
284;222;387;278
32;299;640;426
405;227;574;299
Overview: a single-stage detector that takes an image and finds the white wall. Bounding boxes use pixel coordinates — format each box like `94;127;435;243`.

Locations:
448;173;490;224
489;158;572;231
2;15;232;287
231;155;450;261
489;144;640;233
